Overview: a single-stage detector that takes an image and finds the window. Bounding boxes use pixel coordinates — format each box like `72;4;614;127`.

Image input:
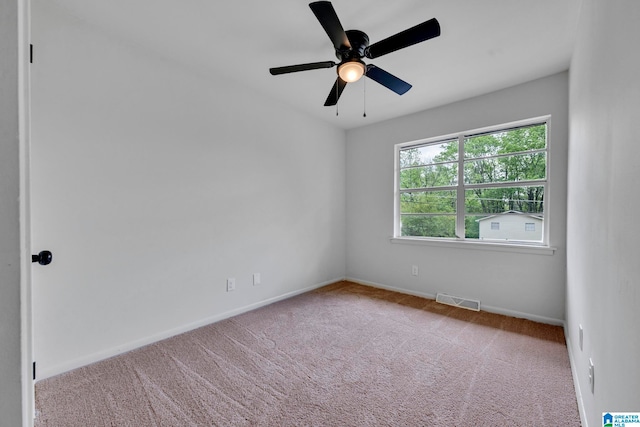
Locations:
396;117;548;245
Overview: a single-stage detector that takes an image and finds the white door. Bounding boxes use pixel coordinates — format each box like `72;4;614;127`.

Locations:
29;0;68;383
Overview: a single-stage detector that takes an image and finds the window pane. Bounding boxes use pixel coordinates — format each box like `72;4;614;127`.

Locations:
401;215;456;238
464;152;546;184
464;124;546;159
400;140;457;168
399;163;458;189
400;191;456;214
465;186;544;215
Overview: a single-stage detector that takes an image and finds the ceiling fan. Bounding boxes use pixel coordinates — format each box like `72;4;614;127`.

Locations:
269;1;441;107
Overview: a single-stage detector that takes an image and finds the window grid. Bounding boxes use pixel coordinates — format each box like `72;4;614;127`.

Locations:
396;117;549;245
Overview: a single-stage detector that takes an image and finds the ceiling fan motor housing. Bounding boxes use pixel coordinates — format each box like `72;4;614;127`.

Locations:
337;30;370;62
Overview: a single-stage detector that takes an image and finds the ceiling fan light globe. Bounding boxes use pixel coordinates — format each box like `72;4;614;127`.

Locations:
338;61;365;83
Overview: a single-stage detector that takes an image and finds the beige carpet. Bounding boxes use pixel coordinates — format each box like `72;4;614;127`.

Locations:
35;281;580;426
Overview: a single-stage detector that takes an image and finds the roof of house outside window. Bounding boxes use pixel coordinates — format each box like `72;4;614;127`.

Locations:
476;210;543;222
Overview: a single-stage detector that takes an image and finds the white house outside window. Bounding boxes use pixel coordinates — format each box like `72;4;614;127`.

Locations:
395;117;549;245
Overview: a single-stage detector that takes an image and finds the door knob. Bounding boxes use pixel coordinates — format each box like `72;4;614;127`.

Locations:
32;250;53;266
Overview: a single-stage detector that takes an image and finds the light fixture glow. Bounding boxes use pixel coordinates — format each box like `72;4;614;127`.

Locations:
338;61;366;83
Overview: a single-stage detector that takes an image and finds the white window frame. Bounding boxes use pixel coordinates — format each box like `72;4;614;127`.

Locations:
393;116;553;254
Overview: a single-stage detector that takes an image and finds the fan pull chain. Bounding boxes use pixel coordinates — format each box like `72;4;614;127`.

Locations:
363;68;367;118
336;81;339;116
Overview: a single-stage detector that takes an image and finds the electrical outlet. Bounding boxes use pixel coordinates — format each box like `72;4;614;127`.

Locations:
227;278;236;292
411;265;419;276
579;324;583;351
588;358;595;393
253;273;261;286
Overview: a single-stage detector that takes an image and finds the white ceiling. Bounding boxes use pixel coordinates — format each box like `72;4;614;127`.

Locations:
48;0;582;130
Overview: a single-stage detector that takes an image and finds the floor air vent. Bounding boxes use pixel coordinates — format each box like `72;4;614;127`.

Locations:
435;293;480;311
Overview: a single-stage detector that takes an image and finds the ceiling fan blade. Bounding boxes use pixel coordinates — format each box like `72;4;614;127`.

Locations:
366;64;412;95
365;18;440;59
270;61;336;75
309;1;351;51
324;77;348;106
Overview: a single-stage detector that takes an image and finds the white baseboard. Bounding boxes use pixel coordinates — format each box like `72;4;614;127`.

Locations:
346;277;437;300
480;304;565;326
40;276;568;381
346;277;565;326
564;326;589;427
38;277;343;381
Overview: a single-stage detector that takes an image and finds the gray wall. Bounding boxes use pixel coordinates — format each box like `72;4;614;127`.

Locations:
346;72;569;323
30;1;346;379
567;1;640;425
0;0;24;425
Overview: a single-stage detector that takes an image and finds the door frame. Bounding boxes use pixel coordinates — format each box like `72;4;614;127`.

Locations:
18;0;34;425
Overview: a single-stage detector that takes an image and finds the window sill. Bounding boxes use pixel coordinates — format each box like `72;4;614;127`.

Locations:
389;237;556;256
